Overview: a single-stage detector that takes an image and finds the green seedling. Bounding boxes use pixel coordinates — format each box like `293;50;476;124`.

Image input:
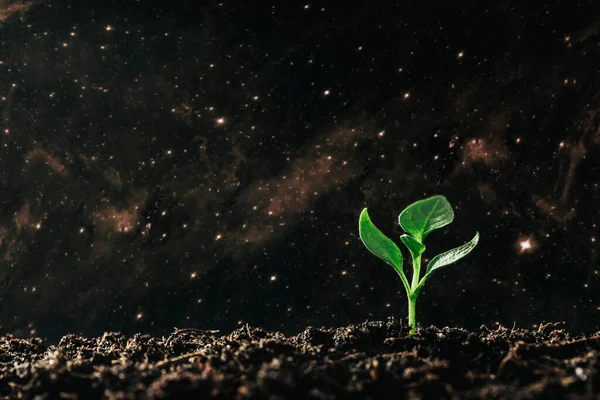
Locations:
358;195;479;334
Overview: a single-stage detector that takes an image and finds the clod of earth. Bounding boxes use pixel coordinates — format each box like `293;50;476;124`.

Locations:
1;320;598;399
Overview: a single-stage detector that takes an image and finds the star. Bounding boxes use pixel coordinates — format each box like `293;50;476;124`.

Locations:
516;236;537;253
519;239;532;251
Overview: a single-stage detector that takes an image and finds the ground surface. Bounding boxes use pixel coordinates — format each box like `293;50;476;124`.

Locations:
1;320;598;399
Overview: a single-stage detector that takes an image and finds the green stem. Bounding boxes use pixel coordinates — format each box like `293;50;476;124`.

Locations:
408;255;421;334
408;294;417;334
410;255;421;289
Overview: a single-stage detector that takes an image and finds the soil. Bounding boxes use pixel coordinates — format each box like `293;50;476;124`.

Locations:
1;319;599;399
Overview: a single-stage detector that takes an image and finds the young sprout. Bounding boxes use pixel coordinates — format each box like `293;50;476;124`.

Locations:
358;195;479;334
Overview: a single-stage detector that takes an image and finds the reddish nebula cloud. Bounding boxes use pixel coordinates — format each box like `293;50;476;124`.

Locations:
0;1;34;22
227;127;363;249
460;137;508;167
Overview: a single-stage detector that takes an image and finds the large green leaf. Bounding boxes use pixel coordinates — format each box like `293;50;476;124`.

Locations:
359;208;403;274
425;231;480;276
400;234;426;259
398;195;454;241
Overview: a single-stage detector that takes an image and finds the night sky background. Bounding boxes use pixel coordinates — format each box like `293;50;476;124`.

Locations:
1;0;600;342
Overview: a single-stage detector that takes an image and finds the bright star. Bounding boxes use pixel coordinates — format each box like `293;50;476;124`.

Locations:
520;239;531;251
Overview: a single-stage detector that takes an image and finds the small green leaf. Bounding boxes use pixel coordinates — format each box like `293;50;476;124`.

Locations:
425;231;479;276
399;195;454;241
400;234;426;259
359;208;403;274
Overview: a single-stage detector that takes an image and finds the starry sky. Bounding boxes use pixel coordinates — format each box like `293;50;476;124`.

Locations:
1;0;600;341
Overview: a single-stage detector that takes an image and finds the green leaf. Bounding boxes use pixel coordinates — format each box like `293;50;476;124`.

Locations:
359;208;403;274
425;231;479;276
398;195;454;241
400;234;426;259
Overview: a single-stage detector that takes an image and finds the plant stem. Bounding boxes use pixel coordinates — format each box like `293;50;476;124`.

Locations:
410;255;421;289
408;255;421;334
407;294;417;334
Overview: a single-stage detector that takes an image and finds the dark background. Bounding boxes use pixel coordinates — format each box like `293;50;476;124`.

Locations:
1;0;599;342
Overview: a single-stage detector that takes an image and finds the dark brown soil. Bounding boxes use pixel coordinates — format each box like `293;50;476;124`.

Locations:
1;320;599;399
